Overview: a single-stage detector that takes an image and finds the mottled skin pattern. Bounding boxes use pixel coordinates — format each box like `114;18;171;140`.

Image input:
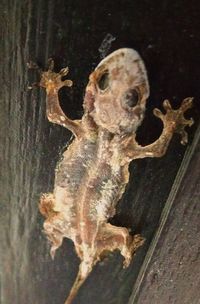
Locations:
36;49;193;304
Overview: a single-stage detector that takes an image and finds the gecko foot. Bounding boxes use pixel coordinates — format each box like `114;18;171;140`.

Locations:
27;59;73;91
96;224;144;268
39;193;64;259
153;97;194;145
123;234;145;268
40;60;73;93
39;193;58;218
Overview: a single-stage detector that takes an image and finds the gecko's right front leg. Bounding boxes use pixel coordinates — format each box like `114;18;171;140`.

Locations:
39;59;83;137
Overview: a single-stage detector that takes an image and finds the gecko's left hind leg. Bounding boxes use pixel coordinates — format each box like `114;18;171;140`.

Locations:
39;193;64;258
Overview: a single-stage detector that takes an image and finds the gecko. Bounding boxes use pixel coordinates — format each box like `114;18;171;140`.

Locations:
34;48;193;304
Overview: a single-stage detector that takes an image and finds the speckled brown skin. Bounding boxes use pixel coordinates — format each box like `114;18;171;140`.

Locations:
38;49;193;304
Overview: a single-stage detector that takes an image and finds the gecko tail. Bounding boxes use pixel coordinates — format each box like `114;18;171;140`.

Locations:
64;260;94;304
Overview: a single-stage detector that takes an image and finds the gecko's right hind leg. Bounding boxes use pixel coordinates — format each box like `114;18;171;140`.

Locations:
97;223;144;267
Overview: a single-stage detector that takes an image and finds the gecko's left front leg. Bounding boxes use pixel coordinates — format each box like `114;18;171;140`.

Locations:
126;98;194;160
39;59;83;137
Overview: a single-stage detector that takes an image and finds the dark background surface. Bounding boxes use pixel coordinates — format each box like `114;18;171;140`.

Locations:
0;1;200;303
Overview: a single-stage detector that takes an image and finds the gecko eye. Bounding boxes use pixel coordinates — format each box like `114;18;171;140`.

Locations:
124;89;139;108
98;72;109;91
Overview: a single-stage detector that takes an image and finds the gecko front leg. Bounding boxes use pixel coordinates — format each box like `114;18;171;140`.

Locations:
127;98;194;160
39;59;83;137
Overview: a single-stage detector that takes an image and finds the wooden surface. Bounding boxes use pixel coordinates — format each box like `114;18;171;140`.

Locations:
130;124;200;304
0;1;199;304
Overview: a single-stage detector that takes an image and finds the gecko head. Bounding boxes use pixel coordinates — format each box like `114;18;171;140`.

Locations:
83;48;149;134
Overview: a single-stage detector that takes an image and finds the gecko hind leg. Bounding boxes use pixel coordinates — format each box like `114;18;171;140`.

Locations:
97;223;144;267
39;193;64;258
39;193;58;218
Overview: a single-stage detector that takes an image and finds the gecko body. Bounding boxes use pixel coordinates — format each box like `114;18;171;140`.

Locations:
37;48;193;303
